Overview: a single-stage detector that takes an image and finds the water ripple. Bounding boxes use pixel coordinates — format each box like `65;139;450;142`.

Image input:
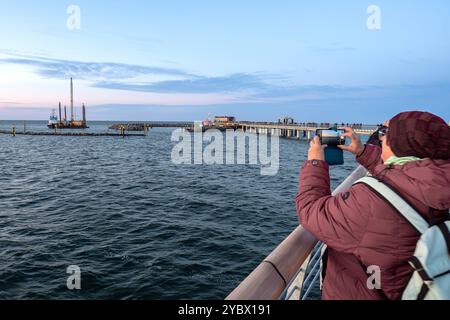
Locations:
0;121;359;299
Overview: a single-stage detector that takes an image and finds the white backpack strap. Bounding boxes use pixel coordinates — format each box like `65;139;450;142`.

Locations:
355;177;429;234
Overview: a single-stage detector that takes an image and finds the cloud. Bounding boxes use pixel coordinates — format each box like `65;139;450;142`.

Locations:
93;73;270;94
1;51;361;100
0;52;279;96
2;52;448;118
91;79;396;105
92;75;375;103
0;54;195;80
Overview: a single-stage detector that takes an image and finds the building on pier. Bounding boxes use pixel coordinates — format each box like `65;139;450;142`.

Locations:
214;116;236;125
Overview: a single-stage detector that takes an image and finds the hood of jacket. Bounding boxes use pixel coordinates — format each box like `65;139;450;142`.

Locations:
373;159;450;211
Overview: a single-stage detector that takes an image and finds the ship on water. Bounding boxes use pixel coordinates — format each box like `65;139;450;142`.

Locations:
47;110;59;128
48;78;89;129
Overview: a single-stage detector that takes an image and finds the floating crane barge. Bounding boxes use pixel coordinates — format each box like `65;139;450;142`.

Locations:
1;78;145;137
48;78;89;129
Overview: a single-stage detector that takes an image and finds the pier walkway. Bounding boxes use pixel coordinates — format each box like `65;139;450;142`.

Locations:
237;122;377;137
0;121;378;138
0;130;146;137
109;121;378;137
109;122;193;131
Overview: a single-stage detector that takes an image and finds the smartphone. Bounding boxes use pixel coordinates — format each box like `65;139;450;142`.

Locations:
316;129;345;165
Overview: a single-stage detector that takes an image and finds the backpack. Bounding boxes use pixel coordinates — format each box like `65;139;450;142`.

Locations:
355;176;450;300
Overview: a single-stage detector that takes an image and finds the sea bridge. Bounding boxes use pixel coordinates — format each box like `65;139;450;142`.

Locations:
0;120;379;138
108;121;379;137
108;122;193;131
237;122;378;137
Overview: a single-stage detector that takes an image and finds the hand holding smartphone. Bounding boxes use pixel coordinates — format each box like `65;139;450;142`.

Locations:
315;128;346;165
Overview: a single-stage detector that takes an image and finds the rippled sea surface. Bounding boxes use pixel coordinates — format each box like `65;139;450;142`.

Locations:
0;121;360;299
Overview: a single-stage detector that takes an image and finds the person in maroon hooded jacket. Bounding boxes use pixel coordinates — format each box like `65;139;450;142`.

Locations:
295;111;450;300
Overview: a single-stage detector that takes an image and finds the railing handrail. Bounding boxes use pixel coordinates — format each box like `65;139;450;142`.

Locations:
226;165;368;300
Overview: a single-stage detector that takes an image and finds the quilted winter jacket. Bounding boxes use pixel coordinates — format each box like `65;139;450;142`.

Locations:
295;144;450;300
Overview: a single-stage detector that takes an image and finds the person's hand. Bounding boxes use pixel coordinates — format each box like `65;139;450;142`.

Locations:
338;127;364;156
308;136;327;161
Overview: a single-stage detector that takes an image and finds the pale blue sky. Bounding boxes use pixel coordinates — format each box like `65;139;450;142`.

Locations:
0;0;449;122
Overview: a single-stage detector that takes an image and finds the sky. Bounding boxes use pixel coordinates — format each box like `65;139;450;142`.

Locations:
0;0;449;122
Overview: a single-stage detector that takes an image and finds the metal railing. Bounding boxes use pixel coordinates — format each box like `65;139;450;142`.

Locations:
226;165;368;300
279;241;325;300
281;241;326;300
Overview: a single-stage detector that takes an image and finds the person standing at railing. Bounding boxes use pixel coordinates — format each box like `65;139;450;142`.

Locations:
295;111;450;300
